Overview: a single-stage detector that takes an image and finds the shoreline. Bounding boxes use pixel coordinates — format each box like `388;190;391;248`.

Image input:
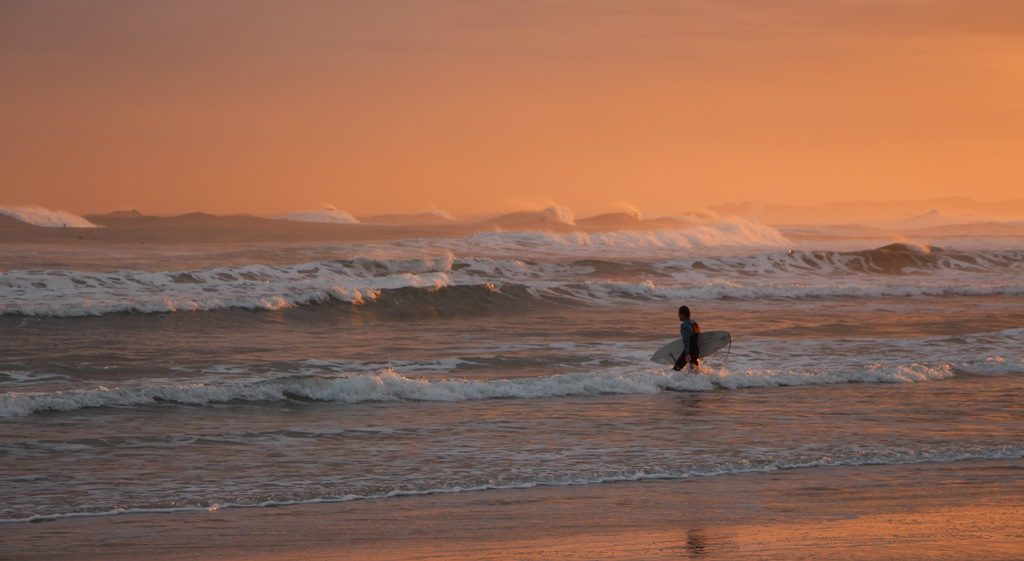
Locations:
5;449;1023;524
5;459;1021;560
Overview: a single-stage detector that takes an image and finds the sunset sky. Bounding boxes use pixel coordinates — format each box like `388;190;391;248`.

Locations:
1;0;1022;217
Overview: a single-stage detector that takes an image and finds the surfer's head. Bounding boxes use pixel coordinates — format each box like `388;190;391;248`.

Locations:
678;305;691;320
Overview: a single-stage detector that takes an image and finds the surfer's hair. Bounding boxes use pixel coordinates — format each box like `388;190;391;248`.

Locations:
678;305;691;318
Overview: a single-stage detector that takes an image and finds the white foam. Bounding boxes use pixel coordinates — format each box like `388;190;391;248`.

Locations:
0;257;455;316
2;244;1022;317
659;246;1024;275
484;204;578;227
0;360;985;418
462;217;788;255
0;370;72;383
541;204;576;225
276;205;360;224
956;356;1024;376
593;278;1024;301
0;205;99;228
428;207;456;221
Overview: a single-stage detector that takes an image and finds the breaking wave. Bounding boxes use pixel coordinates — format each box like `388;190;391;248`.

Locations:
6;359;1012;418
276;205;360;224
458;216;789;255
483;204;577;227
0;206;99;228
655;243;1024;276
1;243;1022;317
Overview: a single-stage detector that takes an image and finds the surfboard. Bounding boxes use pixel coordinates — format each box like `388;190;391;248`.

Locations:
650;331;731;365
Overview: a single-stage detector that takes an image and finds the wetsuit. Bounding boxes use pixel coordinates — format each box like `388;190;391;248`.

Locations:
674;318;700;370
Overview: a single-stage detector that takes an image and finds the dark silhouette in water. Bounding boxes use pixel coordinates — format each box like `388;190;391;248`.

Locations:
673;305;700;371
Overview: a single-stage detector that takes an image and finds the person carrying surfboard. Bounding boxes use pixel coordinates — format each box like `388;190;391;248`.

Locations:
673;305;700;371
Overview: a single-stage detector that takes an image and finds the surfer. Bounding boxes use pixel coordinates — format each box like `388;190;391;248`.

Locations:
673;305;700;371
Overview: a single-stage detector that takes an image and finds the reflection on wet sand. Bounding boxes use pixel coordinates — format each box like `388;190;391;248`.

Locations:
686;529;709;556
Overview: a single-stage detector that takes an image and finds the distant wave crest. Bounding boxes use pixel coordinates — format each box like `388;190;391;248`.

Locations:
0;206;99;228
276;205;360;224
464;217;788;253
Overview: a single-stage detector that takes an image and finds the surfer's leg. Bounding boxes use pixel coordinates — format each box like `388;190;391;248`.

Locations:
673;353;688;371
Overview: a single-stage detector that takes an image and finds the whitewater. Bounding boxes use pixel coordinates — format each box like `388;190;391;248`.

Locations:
1;211;1022;526
3;241;1024;317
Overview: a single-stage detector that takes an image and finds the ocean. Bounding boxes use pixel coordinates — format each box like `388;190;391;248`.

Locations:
1;210;1022;558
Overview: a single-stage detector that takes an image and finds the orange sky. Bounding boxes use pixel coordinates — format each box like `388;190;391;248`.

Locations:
1;1;1022;217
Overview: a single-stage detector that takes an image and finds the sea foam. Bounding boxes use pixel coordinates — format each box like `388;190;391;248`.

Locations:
0;360;998;418
276;205;360;224
2;244;1023;316
0;206;99;228
461;217;788;254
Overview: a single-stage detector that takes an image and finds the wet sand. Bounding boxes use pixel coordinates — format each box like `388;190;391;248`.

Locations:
6;460;1021;560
